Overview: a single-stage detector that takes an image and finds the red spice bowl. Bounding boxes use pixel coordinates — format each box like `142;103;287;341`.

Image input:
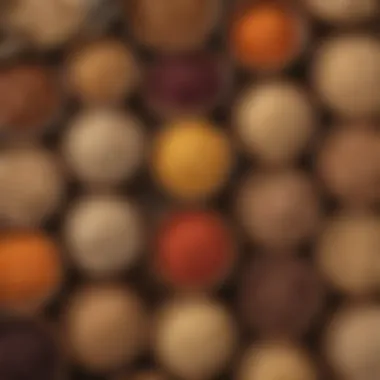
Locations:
0;63;63;138
153;210;237;292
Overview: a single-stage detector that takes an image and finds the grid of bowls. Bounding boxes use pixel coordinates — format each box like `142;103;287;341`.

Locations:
0;1;380;380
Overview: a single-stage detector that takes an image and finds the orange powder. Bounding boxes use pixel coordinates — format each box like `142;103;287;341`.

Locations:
0;231;63;310
230;3;301;71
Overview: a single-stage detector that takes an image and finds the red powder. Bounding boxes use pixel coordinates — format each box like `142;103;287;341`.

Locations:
155;210;235;290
